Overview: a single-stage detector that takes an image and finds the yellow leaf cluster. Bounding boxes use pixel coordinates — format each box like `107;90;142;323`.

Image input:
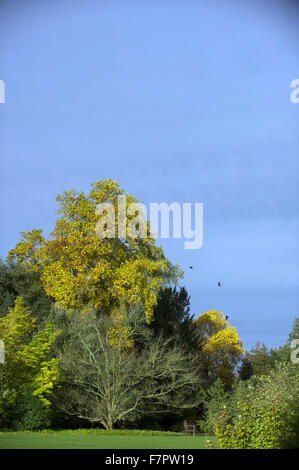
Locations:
195;310;244;386
7;180;178;321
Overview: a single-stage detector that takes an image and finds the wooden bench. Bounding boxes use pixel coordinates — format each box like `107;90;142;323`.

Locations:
183;420;195;436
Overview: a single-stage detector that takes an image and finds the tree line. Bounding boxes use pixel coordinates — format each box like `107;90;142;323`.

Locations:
0;179;298;447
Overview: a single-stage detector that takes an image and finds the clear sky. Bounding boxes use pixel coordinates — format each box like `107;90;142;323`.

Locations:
0;0;298;350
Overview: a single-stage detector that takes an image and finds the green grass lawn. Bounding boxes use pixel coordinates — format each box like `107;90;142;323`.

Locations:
0;429;212;449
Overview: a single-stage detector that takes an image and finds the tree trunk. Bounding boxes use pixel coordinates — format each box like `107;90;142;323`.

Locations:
103;416;113;430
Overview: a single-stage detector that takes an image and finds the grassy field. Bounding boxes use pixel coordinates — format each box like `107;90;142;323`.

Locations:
0;429;211;449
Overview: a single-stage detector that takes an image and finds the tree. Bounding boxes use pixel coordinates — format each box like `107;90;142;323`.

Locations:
7;385;53;431
0;260;53;322
0;261;16;318
248;341;274;377
198;378;250;435
194;310;244;388
270;316;299;365
7;180;180;321
0;297;60;419
55;308;199;430
238;352;254;381
289;317;299;343
198;378;231;434
149;286;197;351
270;343;292;365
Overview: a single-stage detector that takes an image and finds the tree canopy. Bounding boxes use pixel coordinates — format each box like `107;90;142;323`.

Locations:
0;260;53;321
194;310;244;387
7;180;180;321
149;286;197;351
55;308;199;430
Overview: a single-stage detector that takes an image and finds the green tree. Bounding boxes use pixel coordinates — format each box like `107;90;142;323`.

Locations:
149;286;197;351
0;260;53;322
289;317;299;342
238;352;254;381
249;341;274;377
7;386;52;431
199;378;250;435
0;297;60;420
270;343;292;364
270;317;299;365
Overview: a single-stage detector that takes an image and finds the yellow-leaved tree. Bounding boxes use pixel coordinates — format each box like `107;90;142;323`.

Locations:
194;310;244;387
7;179;180;322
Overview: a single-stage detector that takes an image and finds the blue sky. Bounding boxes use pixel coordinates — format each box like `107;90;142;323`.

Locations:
0;0;298;350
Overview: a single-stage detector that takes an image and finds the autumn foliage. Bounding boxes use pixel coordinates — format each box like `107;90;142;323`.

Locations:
7;180;179;321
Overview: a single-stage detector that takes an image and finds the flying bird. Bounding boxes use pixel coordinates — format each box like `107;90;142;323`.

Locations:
189;266;194;269
225;315;229;320
218;281;222;286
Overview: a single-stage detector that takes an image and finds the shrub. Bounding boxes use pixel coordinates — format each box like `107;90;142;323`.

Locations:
8;387;52;431
199;378;250;435
197;379;231;434
212;363;299;449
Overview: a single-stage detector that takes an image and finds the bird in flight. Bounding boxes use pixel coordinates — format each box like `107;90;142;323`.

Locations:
189;266;194;269
225;315;229;320
218;281;222;286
